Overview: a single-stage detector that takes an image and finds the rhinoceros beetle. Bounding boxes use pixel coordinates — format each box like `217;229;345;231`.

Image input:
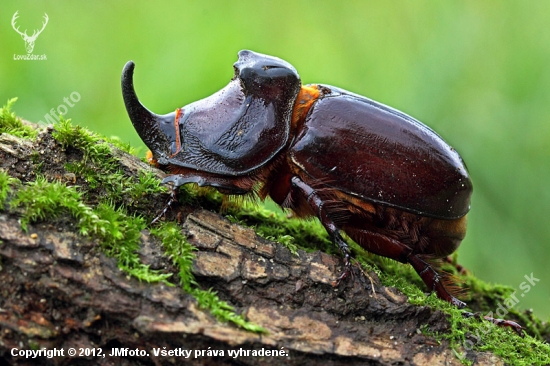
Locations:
122;50;472;308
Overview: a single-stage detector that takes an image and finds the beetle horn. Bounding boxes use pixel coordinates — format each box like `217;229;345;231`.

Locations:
121;61;176;162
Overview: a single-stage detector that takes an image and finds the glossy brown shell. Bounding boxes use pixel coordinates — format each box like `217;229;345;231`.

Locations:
165;50;301;175
289;86;472;219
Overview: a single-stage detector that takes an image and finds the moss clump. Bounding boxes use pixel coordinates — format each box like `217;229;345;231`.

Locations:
52;116;165;204
9;176;171;283
0;170;19;208
226;201;328;256
150;222;197;291
126;170;167;203
414;293;550;366
151;222;266;332
52;116;125;191
0;98;37;139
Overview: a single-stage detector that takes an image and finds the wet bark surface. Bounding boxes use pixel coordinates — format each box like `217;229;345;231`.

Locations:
0;125;505;365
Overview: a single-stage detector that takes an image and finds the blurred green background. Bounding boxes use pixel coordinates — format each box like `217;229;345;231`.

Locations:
2;1;548;319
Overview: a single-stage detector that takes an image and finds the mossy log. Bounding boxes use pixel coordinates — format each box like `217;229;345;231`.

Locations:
0;119;543;365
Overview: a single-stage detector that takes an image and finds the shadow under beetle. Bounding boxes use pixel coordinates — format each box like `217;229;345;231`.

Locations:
122;50;478;311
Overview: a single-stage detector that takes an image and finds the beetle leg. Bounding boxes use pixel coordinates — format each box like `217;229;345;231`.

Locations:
290;177;353;283
407;254;466;308
462;311;524;337
344;225;466;308
161;173;249;195
151;183;179;225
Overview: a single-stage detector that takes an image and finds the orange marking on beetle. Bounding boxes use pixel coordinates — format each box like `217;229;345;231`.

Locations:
171;108;183;156
291;85;320;132
146;150;158;166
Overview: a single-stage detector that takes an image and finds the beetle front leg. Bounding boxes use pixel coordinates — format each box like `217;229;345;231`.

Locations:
151;182;179;225
151;172;251;225
290;177;353;283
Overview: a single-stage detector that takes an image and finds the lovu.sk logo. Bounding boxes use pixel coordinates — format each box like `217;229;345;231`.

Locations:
12;11;48;61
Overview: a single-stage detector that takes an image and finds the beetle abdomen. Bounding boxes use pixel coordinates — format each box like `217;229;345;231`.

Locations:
290;86;472;219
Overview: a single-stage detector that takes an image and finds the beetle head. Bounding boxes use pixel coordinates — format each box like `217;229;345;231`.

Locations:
234;50;299;102
122;51;301;175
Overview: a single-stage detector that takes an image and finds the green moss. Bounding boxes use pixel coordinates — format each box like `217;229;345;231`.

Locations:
221;199;331;256
0;170;19;208
53;117;123;191
0;98;38;139
150;222;197;291
10;176;82;232
150;221;266;333
51;116;96;150
105;135;137;155
52;117;165;204
9;176;171;283
126;170;167;203
413;294;550;366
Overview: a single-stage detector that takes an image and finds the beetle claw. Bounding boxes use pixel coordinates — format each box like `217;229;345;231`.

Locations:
333;253;353;287
451;297;467;309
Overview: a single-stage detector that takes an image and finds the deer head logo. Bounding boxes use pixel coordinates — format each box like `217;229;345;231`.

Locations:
11;11;49;54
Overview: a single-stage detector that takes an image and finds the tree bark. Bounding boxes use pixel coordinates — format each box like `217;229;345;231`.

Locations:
0;124;507;365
